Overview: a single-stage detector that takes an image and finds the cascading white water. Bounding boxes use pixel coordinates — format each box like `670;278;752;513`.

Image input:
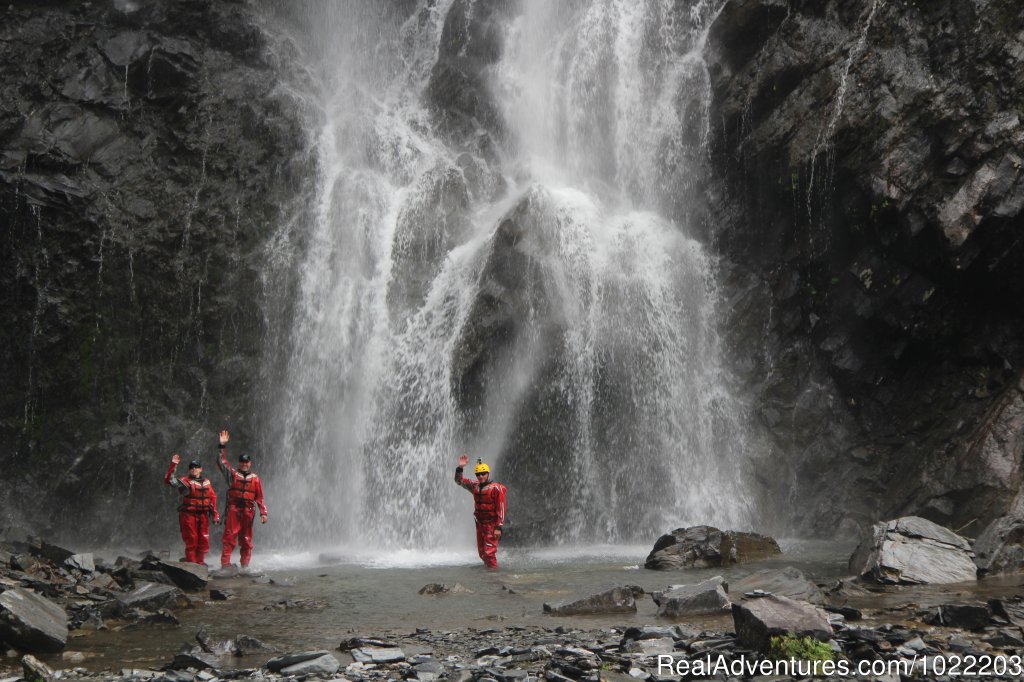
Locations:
265;0;754;553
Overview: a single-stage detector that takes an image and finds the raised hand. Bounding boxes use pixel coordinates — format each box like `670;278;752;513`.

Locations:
219;430;229;445
171;453;181;465
458;454;468;467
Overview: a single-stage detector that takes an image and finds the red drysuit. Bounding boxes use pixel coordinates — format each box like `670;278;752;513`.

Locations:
217;446;268;568
164;462;219;564
455;467;507;568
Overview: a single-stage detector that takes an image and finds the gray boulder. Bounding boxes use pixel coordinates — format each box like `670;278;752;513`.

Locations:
116;581;184;611
732;594;832;652
652;576;731;617
729;566;825;604
0;587;69;653
155;560;208;591
849;516;977;584
645;526;781;569
281;653;341;675
543;586;642;616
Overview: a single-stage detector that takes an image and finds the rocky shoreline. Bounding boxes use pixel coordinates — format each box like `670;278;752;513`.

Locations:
3;522;1024;681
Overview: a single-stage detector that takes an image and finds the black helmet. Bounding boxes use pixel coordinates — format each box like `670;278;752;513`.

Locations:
239;454;252;463
188;460;202;469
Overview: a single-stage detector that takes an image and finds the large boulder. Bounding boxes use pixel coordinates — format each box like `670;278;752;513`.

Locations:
652;576;731;617
543;586;642;616
732;595;832;652
645;526;781;569
849;516;977;584
729;566;824;604
0;587;69;653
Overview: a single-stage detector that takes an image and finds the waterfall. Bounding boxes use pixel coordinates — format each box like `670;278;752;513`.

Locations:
264;0;754;553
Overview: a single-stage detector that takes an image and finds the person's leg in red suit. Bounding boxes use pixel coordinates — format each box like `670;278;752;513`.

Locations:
238;507;256;567
195;514;210;565
476;521;499;569
221;507;241;567
180;513;199;563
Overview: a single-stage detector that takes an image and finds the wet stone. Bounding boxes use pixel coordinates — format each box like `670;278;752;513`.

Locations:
0;587;69;653
65;554;95;573
730;566;824;604
153;561;208;591
233;634;272;656
732;594;832;652
266;650;332;672
653;576;731;617
925;603;991;630
543;587;641;616
117;582;183;611
281;652;341;676
21;654;55;682
340;636;397;650
420;582;472;596
351;646;406;664
169;651;219;671
208;588;234;600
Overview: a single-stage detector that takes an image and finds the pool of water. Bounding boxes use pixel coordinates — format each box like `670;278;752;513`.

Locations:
33;540;848;670
29;539;1024;673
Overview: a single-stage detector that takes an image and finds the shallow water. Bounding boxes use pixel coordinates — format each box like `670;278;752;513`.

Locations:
31;540;1024;673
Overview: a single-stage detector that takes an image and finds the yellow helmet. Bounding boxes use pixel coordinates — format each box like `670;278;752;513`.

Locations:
474;460;491;475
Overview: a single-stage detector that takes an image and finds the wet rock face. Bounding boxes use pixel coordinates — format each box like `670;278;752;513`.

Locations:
706;0;1024;534
0;2;310;539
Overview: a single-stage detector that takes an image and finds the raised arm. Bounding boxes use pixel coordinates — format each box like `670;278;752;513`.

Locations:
217;430;233;480
454;453;476;492
165;454;185;490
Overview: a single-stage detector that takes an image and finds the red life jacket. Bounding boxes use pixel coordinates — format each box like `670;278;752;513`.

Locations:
179;477;215;513
227;471;260;506
474;481;505;523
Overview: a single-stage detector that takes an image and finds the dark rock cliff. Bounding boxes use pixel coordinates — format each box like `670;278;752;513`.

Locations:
0;0;311;541
706;0;1024;536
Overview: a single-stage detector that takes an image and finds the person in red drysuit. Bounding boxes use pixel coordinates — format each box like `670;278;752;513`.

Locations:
216;430;268;569
165;454;220;565
455;454;507;569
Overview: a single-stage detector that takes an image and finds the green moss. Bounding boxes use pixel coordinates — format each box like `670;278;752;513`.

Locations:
768;635;834;672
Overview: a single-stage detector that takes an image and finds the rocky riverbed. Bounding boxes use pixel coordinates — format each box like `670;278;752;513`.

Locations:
3;525;1024;681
